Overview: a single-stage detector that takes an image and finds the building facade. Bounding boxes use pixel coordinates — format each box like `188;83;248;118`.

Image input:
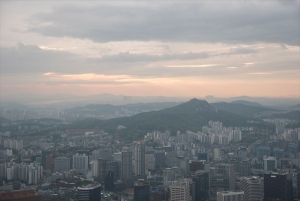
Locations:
216;191;244;201
134;142;145;176
240;176;262;201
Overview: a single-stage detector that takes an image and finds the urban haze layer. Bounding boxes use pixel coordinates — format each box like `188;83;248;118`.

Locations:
0;1;299;201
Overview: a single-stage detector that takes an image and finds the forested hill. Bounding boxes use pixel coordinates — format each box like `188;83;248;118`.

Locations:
211;102;277;117
68;99;274;140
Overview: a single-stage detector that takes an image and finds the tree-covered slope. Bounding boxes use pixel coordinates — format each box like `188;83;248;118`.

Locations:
68;99;274;140
211;102;277;117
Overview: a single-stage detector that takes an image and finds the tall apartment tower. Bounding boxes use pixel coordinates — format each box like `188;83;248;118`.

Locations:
134;142;145;176
264;172;289;201
240;176;262;201
73;153;89;173
121;147;132;180
54;157;71;172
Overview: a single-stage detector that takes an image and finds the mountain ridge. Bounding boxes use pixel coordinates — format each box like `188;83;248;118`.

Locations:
68;99;274;140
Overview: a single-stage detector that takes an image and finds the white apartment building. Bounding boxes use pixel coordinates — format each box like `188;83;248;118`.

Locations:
216;191;244;201
73;153;89;173
169;179;192;201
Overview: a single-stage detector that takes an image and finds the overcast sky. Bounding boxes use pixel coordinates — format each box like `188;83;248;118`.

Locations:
0;1;299;99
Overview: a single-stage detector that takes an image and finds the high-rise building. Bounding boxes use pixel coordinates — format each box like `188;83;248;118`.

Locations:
264;172;289;201
297;172;300;199
97;159;120;183
263;157;277;171
237;147;247;161
15;140;23;151
165;152;177;167
121;147;132;180
134;142;145;176
145;154;155;170
54;157;70;172
73;153;89;173
92;149;112;161
163;168;176;185
193;171;209;201
99;149;112;161
45;155;53;172
216;191;244;201
134;179;150;201
240;176;262;201
197;153;208;162
113;152;122;162
214;163;235;190
41;150;50;168
213;148;220;160
238;161;251;177
105;171;115;191
169;179;192;201
106;161;120;182
190;161;206;173
154;151;165;168
90;160;98;177
78;184;101;201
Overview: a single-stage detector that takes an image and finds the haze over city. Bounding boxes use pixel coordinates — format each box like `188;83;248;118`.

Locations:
1;1;299;100
1;1;300;201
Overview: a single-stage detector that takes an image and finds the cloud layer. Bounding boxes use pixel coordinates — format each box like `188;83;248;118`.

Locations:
28;2;299;45
0;1;299;98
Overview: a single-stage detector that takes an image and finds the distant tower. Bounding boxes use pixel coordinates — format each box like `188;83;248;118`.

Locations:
134;142;145;176
41;150;50;168
105;171;115;191
122;147;132;180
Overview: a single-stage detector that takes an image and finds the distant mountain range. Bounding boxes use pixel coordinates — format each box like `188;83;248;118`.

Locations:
65;102;181;118
290;103;300;110
266;111;300;121
68;99;274;140
1;93;299;108
211;102;278;117
230;100;264;107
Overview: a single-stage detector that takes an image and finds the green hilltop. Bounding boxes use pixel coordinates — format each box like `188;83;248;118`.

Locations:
68;98;274;140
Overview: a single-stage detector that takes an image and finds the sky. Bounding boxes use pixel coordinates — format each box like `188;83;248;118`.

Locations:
0;1;299;99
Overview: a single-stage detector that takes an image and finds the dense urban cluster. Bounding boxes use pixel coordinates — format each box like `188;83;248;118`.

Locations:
0;117;300;201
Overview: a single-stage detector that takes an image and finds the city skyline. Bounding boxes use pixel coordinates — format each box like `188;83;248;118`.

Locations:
0;1;299;99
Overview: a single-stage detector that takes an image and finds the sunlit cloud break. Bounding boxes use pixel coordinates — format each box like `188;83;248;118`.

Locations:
165;64;218;68
42;72;181;84
247;72;271;75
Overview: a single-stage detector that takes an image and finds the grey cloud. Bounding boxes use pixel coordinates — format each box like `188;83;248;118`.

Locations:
228;48;258;55
27;1;299;45
93;51;209;63
1;44;297;79
0;43;84;74
216;48;259;56
0;44;208;74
